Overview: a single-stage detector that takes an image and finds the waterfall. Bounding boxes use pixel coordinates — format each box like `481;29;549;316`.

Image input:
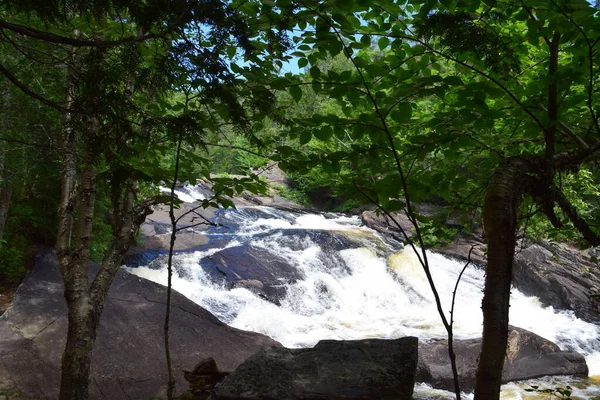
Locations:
159;181;210;203
127;203;600;400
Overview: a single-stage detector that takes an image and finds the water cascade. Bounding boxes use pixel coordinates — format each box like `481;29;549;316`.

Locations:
128;201;600;400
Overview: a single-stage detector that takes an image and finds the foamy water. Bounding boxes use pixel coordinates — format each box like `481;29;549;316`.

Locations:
127;203;600;399
159;182;208;203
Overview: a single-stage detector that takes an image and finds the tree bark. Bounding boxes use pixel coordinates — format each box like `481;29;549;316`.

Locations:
474;157;531;400
0;89;12;248
55;55;101;398
59;286;97;400
59;181;155;400
0;157;11;247
58;160;98;400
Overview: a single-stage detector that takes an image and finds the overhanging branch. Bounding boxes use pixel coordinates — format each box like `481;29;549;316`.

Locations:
0;19;165;48
553;187;600;245
0;62;70;113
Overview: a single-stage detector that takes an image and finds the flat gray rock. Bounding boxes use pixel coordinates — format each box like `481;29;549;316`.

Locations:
0;250;279;400
416;326;588;392
214;337;418;400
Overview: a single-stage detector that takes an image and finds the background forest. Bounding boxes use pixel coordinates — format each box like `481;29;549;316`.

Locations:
1;0;600;399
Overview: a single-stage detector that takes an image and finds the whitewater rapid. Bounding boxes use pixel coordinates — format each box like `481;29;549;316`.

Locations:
127;204;600;399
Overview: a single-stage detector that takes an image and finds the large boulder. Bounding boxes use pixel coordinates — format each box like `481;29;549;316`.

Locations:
143;202;217;233
513;241;600;324
0;250;279;400
361;209;488;266
435;238;488;266
200;243;303;304
214;337;418;400
361;210;414;243
416;326;588;392
126;203;217;266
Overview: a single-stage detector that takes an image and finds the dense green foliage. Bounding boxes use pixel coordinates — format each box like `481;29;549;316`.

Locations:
253;0;600;247
0;0;292;280
0;81;61;280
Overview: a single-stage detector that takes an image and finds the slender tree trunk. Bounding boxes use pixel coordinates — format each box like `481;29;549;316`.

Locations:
0;160;11;247
58;174;155;400
56;61;77;263
0;89;12;247
165;133;183;400
474;157;530;400
55;53;101;398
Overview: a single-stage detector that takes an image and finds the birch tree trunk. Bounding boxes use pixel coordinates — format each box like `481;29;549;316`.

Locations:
55;57;102;399
58;163;97;400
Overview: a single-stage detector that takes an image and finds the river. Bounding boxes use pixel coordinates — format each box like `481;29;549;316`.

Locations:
131;186;600;399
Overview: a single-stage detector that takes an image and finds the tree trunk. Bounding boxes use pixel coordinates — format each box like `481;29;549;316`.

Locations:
58;178;153;400
53;43;157;400
59;288;98;400
0;90;12;248
55;58;101;398
474;157;531;400
0;166;11;247
58;163;98;400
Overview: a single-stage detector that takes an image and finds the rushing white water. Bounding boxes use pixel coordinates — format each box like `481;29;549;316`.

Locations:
159;182;208;203
127;204;600;399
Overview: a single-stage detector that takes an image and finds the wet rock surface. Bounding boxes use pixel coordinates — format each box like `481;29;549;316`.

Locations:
361;210;415;243
513;241;600;324
126;203;217;266
417;326;588;391
214;337;418;400
0;250;279;400
200;243;303;304
361;210;484;262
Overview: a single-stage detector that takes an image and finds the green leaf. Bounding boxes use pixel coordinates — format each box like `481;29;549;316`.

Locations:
444;76;464;86
365;64;387;77
310;66;320;80
360;34;371;47
298;58;308;68
353;56;368;68
391;102;412;123
277;145;294;156
227;46;237;59
299;131;312;145
331;13;353;30
331;159;341;173
378;37;390;50
314;126;334;141
289;85;302;102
